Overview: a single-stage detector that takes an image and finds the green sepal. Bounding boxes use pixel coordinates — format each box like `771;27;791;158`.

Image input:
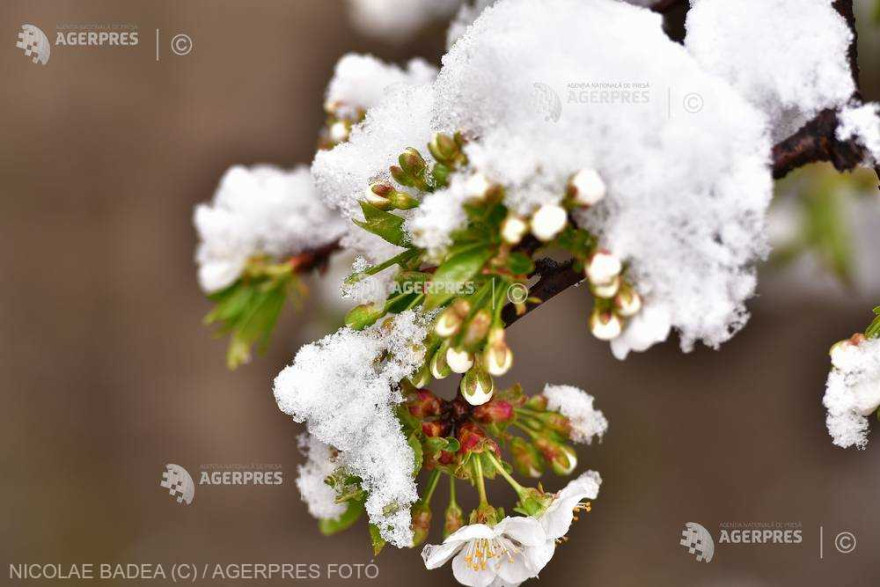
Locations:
318;499;364;536
424;245;494;310
353;201;409;247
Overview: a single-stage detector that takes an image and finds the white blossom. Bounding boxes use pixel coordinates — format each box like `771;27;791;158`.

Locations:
536;471;602;547
422;517;551;586
193;165;345;293
530;204;567;242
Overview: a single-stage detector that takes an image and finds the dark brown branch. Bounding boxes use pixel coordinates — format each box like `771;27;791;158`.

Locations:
651;0;687;14
289;240;342;274
502;259;583;328
771;108;871;179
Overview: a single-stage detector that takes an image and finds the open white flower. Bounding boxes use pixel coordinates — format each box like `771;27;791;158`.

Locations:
422;517;551;587
537;471;601;543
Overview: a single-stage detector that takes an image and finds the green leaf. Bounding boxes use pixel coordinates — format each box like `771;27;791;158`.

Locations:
507;252;535;276
408;435;424;475
867;306;880;339
353;201;409;246
318;500;364;536
369;524;387;556
424;245;494;310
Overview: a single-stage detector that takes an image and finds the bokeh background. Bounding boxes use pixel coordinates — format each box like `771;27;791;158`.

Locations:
3;1;880;585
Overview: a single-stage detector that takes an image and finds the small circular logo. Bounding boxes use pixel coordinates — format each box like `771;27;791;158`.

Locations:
834;531;856;554
171;33;193;56
16;24;51;65
680;522;714;563
507;283;530;305
160;463;195;505
683;93;704;114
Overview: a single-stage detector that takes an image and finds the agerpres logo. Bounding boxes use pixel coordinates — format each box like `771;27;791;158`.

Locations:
15;24;51;65
160;463;283;505
680;520;805;563
16;22;139;66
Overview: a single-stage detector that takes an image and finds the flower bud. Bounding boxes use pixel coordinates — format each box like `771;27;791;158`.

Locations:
446;347;474;374
399;147;427;178
421;420;449;438
535;437;577;475
435;306;463;337
465;173;493;201
591;275;621;299
569;168;606;207
344;303;384;330
457;422;500;456
586;249;622;285
408;389;442;419
388;190;419;210
525;395;549;411
460;367;494;406
463;309;491;348
530;203;568;242
501;216;529;245
364;182;393;209
411;501;432;547
472;400;514;424
542;412;572;436
510;437;543;478
408;363;432;389
830;333;866;369
430;346;452;380
444;500;464;537
614;286;642;317
484;328;513;376
589;309;622;341
428;132;460;163
329;121;350;143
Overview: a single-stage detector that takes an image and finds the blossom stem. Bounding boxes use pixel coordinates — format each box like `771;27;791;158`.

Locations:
473;457;488;505
485;451;528;501
449;475;457;507
423;469;442;506
513;421;540;439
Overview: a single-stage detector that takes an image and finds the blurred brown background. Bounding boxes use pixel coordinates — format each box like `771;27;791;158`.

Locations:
3;1;880;585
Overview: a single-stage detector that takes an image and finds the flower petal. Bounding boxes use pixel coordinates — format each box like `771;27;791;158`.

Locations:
452;550;498;587
494;516;546;547
422;541;464;569
446;523;497;543
524;540;556;574
494;554;535;585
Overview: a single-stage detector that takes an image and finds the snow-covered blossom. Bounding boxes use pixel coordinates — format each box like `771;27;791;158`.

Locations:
589;310;622;342
325;54;437;117
837;103;880;165
685;0;855;140
542;385;608;445
295;434;346;521
346;0;462;41
570;168;607;207
530;204;567;242
535;471;601;551
193;165;345;293
823;336;880;449
315;0;775;357
610;302;672;360
422;516;551;587
274;310;431;546
586;250;622;286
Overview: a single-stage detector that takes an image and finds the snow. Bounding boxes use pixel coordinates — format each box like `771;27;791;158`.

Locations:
326;54;437;118
296;434;347;520
542;384;608;445
193;165;346;293
274;310;431;547
824;337;880;449
837;102;880;165
685;0;855;140
435;0;773;353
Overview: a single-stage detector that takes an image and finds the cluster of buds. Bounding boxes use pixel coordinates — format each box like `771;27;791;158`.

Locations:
510;396;579;477
431;302;514;406
319;100;365;150
585;249;642;341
